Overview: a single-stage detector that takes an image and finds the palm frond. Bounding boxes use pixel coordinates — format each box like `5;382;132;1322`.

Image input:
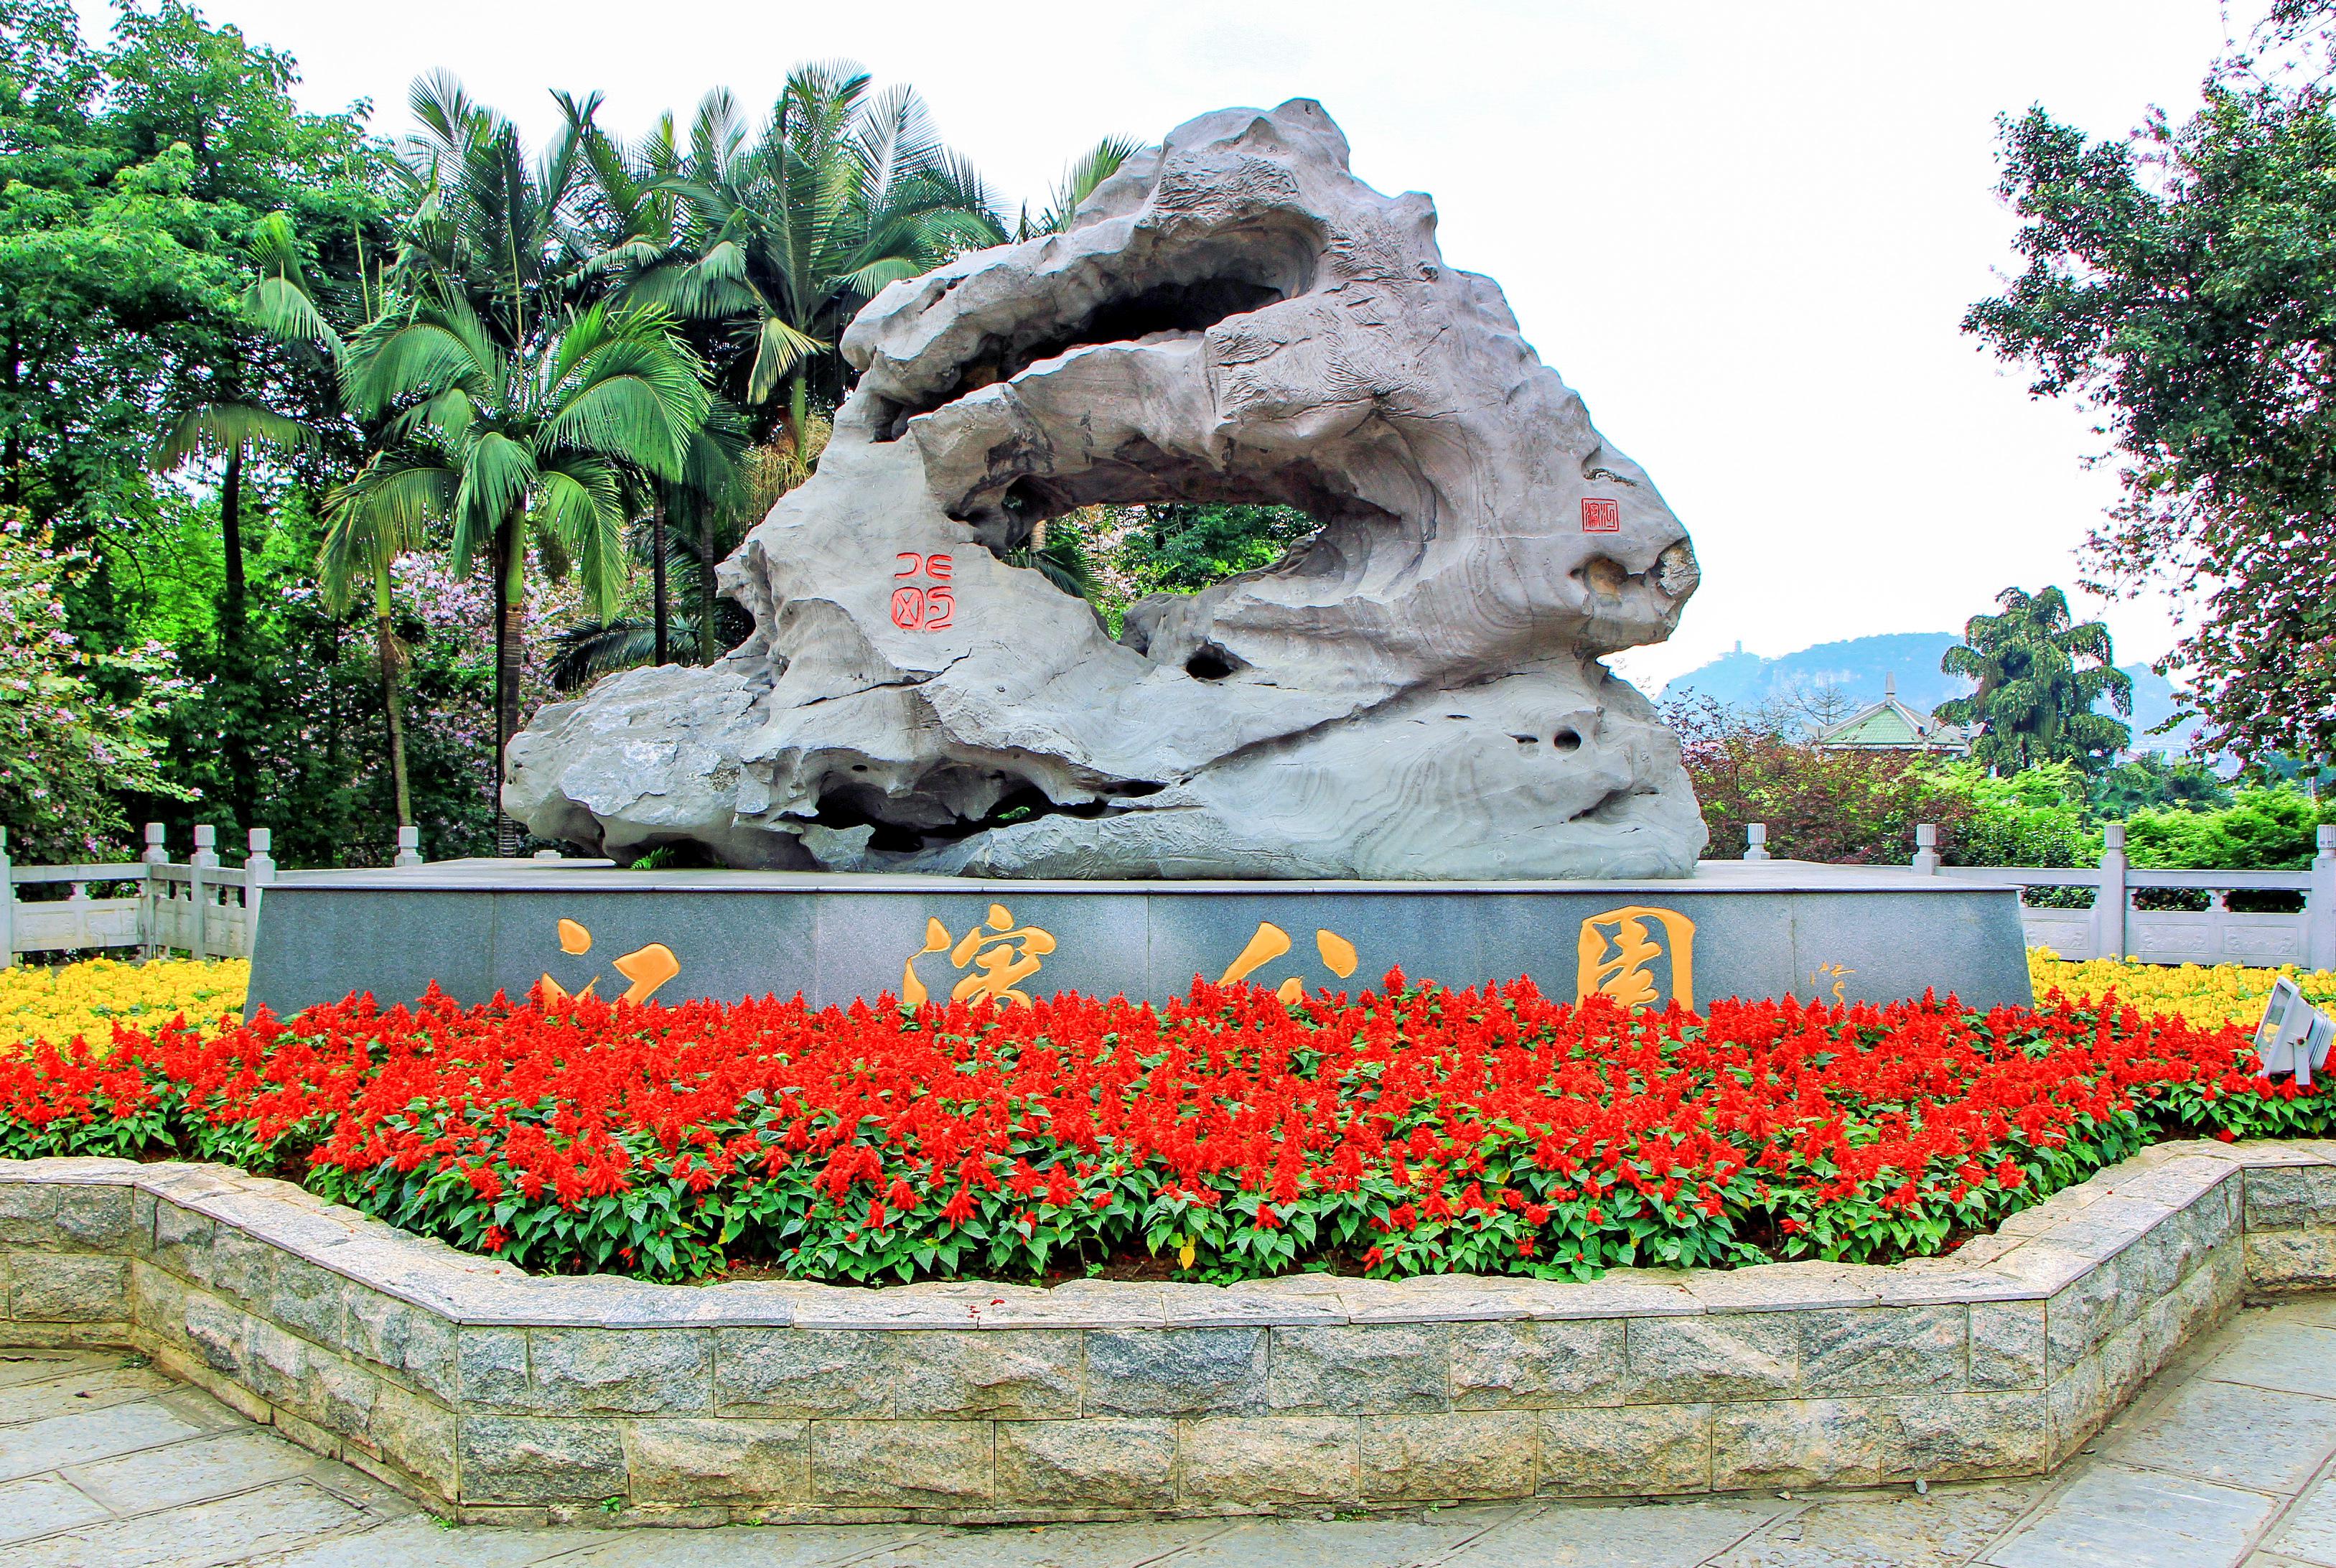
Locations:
744;314;826;403
150;403;319;471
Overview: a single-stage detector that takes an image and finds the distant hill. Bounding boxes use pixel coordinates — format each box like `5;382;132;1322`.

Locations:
1659;634;2200;753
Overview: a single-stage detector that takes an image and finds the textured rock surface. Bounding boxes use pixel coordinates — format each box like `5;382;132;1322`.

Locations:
506;98;1709;877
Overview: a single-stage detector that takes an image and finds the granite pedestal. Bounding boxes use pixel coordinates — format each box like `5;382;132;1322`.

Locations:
244;859;2032;1019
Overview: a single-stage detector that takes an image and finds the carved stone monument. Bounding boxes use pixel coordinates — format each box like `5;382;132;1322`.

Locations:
505;98;1709;879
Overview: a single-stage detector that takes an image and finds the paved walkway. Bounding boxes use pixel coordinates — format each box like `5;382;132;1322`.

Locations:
14;1298;2336;1566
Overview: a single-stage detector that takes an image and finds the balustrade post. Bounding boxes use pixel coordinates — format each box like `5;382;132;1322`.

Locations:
139;823;167;960
2095;824;2129;962
1743;823;1770;862
243;829;275;957
393;825;423;868
1910;823;1940;875
2310;823;2336;972
0;826;14;971
190;825;217;961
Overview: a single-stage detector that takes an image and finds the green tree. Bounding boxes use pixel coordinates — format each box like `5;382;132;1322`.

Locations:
2088;753;2232;818
1966;11;2336;765
627;66;1003;433
1015;135;1139;238
1935;586;2133;773
333;292;709;843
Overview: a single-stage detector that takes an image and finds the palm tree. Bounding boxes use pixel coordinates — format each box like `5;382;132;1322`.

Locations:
1015;136;1141;239
149;214;337;640
334;291;710;847
1936;585;2135;773
625;65;1004;434
387;73;592;357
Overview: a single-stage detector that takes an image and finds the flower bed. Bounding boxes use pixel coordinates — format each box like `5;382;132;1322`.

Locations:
2031;949;2335;1029
0;972;2323;1288
1;957;248;1050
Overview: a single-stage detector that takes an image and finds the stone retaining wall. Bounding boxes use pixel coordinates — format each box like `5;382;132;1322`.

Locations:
4;1141;2332;1525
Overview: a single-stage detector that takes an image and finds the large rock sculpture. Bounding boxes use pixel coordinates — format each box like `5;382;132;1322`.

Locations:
506;99;1709;878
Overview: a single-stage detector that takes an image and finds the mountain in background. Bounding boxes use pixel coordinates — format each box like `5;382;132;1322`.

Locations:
1657;633;2199;752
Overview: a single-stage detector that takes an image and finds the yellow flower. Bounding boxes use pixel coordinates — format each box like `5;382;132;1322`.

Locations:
2028;948;2336;1030
1;957;250;1052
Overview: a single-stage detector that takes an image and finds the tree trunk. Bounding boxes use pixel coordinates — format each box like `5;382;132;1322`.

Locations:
220;442;246;634
651;496;670;666
217;441;256;831
492;516;525;854
699;510;719;666
373;556;412;828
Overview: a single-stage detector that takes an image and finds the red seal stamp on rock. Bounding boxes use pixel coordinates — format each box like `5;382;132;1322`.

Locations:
1580;498;1621;533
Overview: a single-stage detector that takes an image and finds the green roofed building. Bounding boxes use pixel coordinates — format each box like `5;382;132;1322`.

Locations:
1811;673;1975;755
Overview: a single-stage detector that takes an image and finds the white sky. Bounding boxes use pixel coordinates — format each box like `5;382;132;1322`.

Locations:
88;0;2258;690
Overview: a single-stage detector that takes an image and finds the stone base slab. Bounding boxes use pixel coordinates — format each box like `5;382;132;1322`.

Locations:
243;859;2034;1018
9;1140;2332;1523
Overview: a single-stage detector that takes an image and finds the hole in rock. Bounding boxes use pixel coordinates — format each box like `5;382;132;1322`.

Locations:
1185;645;1243;681
1552;728;1583;753
808;775;1171;858
877;276;1291;439
1578;556;1628;601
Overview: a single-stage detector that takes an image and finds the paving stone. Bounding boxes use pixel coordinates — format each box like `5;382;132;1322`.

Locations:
0;1360;167;1424
1449;1501;1777;1567
0;1348;106;1389
2263;1472;2336;1565
2103;1376;2336;1491
256;1515;607;1567
1449;1318;1627;1409
0;1472;113;1546
546;1525;930;1566
994;1417;1177;1511
1268;1324;1448;1414
64;1427;318;1513
1983;1462;2281;1568
2202;1322;2336;1401
4;1476;362;1568
1708;1483;2042;1567
0;1398;211;1480
1083;1327;1266;1417
1159;1518;1507;1567
854;1521;1229;1566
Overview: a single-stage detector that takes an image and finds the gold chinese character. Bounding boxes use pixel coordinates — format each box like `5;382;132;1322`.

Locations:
1809;961;1854;1004
541;920;681;1005
1576;906;1694;1012
1218;921;1360;1004
902;903;1058;1008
